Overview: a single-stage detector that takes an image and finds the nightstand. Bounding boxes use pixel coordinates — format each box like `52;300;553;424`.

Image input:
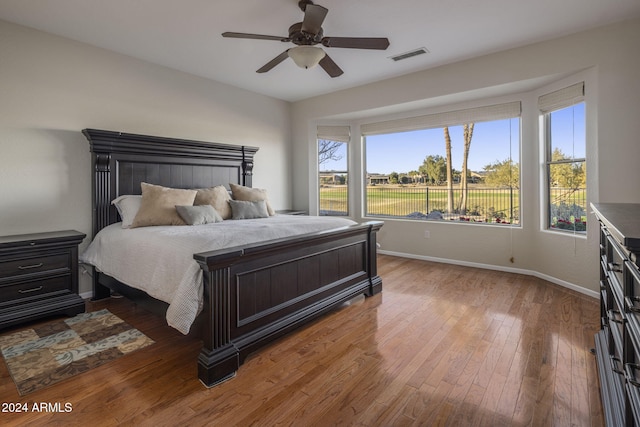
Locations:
0;230;86;329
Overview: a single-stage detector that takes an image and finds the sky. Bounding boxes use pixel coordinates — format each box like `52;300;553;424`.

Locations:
550;102;586;159
364;119;519;174
319;103;585;175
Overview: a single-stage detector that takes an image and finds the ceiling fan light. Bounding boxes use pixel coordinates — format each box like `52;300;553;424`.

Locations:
288;46;326;69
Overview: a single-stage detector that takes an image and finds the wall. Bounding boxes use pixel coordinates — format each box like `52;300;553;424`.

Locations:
291;18;640;295
0;20;291;296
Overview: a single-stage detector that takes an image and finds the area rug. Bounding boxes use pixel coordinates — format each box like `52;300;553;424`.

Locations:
0;309;154;395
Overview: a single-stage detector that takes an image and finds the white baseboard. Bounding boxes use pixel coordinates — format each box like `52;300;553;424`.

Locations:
378;250;599;299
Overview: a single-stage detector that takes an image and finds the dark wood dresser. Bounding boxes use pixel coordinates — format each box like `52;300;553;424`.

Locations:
0;230;86;329
592;203;640;426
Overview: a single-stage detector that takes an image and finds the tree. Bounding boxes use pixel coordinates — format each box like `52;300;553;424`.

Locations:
444;127;454;214
318;139;344;166
550;148;586;189
459;123;474;214
419;155;446;185
389;171;399;184
483;159;520;188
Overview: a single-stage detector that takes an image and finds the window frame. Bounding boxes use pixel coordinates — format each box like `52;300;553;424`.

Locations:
539;83;586;234
360;102;522;227
317;125;351;217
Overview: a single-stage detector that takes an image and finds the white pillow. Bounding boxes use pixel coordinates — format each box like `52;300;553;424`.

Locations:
111;195;142;228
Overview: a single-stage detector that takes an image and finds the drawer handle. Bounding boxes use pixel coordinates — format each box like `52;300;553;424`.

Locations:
627;363;640;387
611;356;625;375
18;286;43;294
17;263;43;270
608;262;623;273
609;309;625;324
626;296;640;313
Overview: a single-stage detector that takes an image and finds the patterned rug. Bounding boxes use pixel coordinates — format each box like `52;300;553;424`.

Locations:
0;309;154;395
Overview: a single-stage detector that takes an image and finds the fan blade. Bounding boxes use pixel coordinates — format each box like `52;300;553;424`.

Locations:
301;4;328;35
319;54;343;78
256;50;290;73
322;37;390;50
222;32;289;42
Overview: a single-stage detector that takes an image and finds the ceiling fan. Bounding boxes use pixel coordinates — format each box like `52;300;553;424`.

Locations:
222;0;390;77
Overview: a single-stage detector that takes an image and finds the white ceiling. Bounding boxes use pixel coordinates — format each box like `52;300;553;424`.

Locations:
1;0;639;102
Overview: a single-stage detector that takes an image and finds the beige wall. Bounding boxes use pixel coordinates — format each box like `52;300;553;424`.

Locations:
291;18;640;295
0;20;292;295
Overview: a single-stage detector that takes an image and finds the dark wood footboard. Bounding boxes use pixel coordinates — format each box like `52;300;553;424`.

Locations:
194;221;383;387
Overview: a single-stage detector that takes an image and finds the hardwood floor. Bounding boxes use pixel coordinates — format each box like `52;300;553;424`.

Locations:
0;255;603;426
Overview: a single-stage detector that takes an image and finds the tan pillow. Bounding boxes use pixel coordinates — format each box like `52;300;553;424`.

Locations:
131;183;197;227
230;183;275;216
195;186;232;220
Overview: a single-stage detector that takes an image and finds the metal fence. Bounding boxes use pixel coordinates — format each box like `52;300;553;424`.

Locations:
319;185;349;216
320;185;586;228
364;186;521;224
549;187;588;231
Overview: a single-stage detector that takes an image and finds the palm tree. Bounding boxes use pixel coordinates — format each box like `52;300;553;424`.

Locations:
444;127;454;214
459;123;474;214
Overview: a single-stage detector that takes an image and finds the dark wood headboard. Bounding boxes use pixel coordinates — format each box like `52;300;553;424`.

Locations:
83;129;258;237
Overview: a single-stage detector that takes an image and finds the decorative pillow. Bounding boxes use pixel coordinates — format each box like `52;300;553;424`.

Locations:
195;186;232;220
229;199;269;220
229;183;275;216
111;195;142;228
131;183;197;228
176;205;223;225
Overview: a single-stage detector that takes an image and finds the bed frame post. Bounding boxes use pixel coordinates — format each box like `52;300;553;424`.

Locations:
91;151;116;300
197;261;241;387
366;223;383;296
241;146;255;187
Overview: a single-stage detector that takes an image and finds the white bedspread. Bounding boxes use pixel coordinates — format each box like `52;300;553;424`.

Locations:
80;215;356;334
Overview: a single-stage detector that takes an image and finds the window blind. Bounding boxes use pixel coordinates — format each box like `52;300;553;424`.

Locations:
360;101;521;136
538;82;584;113
317;125;350;143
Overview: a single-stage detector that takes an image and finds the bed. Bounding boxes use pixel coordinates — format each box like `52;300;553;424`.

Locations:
82;129;383;387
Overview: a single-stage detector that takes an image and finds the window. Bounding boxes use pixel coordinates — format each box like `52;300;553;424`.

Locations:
318;126;349;216
539;83;586;233
362;102;521;225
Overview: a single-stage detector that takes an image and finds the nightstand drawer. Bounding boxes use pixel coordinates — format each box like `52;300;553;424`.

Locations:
0;253;70;280
0;275;71;304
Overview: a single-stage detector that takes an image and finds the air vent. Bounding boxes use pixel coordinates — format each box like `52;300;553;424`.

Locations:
389;47;429;62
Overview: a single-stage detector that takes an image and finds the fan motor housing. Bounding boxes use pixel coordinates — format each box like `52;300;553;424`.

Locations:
288;23;323;45
298;0;315;12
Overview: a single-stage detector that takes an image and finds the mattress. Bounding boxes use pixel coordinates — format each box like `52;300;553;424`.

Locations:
80;215;357;334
